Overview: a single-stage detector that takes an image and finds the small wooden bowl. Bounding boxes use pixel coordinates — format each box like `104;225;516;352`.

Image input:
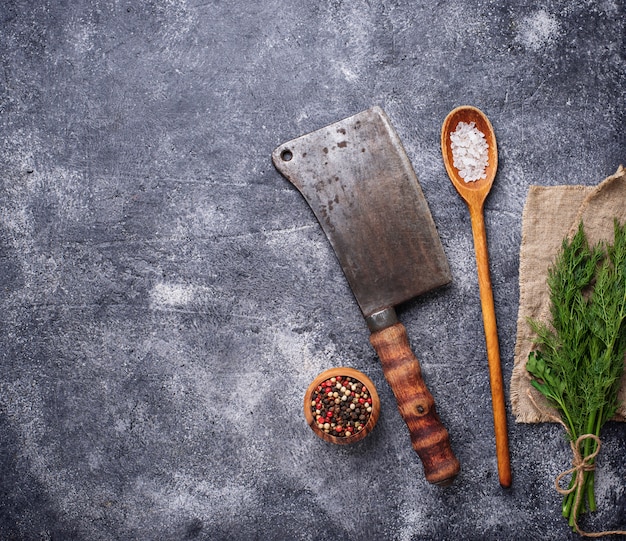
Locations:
304;367;380;445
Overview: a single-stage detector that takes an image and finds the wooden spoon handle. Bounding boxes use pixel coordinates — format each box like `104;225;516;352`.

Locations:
370;322;460;486
469;205;512;488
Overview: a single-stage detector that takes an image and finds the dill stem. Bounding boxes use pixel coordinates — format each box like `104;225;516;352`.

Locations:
561;406;578;522
585;474;592;513
584;410;604;513
581;415;597;515
560;408;577;440
562;486;574;518
568;414;599;529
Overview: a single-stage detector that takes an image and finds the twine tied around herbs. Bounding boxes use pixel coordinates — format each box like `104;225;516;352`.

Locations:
527;390;626;537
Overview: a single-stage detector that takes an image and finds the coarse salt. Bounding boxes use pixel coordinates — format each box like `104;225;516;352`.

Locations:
450;121;489;182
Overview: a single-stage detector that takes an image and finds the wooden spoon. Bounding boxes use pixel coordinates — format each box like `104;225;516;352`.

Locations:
441;106;512;488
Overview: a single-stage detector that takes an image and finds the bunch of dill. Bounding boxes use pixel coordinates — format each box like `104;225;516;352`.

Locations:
527;219;626;532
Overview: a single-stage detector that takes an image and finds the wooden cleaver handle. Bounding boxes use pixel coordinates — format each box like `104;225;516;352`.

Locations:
370;322;460;486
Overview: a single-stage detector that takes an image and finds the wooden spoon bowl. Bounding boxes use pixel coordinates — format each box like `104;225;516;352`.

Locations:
304;367;380;445
441;105;498;207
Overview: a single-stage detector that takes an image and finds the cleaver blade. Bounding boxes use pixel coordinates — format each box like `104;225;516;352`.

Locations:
273;107;460;485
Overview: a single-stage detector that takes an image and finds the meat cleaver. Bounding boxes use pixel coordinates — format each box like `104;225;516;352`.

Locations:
272;106;460;486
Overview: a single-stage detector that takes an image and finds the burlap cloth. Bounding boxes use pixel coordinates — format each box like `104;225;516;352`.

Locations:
511;165;626;423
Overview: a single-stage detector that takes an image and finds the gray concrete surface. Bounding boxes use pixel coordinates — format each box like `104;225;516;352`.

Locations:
1;1;625;540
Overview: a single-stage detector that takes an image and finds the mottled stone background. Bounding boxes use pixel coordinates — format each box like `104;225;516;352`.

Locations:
1;1;624;540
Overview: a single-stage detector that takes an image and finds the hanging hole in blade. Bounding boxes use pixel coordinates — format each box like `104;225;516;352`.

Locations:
280;149;293;162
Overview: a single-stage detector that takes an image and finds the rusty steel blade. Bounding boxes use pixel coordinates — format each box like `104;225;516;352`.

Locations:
272;107;451;318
